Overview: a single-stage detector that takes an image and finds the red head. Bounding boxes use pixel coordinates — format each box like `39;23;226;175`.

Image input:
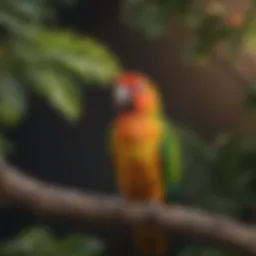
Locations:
112;72;161;114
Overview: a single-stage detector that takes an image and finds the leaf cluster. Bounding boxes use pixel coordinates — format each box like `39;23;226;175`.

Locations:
0;227;105;256
173;88;255;255
121;0;256;62
0;0;121;129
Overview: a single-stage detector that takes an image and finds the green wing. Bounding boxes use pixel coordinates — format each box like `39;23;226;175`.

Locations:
160;121;183;202
166;122;214;205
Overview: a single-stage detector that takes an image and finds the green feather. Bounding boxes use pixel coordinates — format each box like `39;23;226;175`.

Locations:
160;121;182;202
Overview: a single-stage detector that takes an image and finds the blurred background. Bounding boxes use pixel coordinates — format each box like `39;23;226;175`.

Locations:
0;0;255;255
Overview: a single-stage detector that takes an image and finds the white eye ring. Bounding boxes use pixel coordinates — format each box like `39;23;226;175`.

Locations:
113;84;130;104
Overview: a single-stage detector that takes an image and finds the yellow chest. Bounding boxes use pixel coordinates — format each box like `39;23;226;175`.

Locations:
113;116;164;200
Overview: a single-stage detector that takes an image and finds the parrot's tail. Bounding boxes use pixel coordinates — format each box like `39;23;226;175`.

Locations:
132;224;169;255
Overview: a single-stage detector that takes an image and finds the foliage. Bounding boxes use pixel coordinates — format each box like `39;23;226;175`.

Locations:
0;0;121;156
0;0;121;129
0;227;105;256
174;85;256;255
121;0;256;62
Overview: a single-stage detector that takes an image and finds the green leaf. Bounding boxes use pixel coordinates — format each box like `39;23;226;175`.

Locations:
1;227;57;255
0;1;121;129
11;28;121;123
0;12;32;39
34;30;121;84
121;1;169;38
0;227;105;256
0;75;27;126
4;0;50;22
59;234;105;256
28;68;82;122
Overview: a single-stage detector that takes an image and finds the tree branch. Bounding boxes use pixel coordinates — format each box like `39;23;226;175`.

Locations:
0;162;255;255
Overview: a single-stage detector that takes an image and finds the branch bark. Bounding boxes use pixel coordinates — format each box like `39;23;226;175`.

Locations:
0;162;255;255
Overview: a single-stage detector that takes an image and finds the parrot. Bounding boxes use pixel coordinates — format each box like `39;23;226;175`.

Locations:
107;72;184;255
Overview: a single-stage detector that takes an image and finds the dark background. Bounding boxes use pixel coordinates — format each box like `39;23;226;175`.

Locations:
0;0;247;254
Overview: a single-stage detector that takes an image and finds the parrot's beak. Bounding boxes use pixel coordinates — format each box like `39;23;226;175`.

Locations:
113;85;133;111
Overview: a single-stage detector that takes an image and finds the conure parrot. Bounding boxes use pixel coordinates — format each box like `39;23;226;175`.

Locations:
107;72;184;255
